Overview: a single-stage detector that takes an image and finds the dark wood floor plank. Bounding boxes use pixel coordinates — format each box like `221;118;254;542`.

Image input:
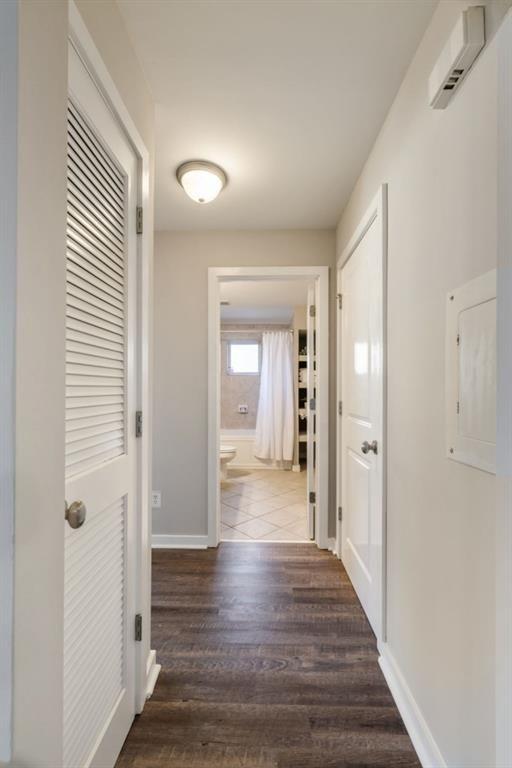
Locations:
116;543;419;768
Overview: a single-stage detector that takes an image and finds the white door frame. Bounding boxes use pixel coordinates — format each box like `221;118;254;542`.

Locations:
208;266;330;549
68;1;158;715
496;10;512;767
336;184;388;641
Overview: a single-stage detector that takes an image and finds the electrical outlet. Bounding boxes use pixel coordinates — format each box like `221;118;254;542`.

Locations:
151;491;161;509
238;404;248;414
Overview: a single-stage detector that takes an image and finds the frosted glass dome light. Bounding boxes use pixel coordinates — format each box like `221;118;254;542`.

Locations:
176;161;227;204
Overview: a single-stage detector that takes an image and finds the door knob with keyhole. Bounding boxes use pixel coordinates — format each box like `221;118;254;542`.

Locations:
361;440;378;455
65;500;87;529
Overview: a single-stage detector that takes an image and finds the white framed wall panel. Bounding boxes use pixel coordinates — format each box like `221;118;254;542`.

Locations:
446;269;497;474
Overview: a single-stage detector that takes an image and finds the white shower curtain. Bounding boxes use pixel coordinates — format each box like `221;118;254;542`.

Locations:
254;331;295;462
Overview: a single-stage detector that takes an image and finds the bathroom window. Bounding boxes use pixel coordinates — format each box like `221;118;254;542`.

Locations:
227;342;260;375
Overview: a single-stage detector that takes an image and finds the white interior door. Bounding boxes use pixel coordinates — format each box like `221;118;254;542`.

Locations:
340;207;385;638
64;43;138;768
306;286;316;540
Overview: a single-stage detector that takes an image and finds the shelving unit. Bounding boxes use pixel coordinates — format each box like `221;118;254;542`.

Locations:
295;328;308;468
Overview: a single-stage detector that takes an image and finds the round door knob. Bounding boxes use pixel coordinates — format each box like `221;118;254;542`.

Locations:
361;440;378;455
65;500;87;529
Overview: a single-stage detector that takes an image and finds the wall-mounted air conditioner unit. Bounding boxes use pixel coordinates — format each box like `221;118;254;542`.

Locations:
428;6;485;109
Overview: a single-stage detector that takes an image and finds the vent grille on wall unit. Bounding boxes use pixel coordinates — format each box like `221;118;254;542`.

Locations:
428;6;485;109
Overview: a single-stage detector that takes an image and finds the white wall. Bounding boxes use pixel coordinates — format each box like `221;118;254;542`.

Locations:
12;3;67;763
153;230;336;537
0;0;18;761
336;2;511;766
496;12;512;766
8;2;154;765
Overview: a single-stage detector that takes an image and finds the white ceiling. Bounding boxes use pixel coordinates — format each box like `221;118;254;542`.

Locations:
118;0;437;231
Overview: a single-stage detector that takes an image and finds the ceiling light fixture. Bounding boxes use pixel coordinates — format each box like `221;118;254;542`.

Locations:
176;160;227;204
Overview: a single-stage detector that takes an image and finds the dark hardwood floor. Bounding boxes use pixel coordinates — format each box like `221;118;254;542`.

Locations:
116;543;419;767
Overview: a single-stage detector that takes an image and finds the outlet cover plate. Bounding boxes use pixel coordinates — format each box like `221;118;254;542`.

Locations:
151;491;162;509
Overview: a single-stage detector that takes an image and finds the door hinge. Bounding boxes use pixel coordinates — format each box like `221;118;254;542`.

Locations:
338;506;342;522
456;401;460;414
309;305;316;318
135;410;143;437
309;491;316;504
456;333;460;346
338;400;343;416
309;398;316;412
136;206;143;235
337;293;343;309
135;613;142;642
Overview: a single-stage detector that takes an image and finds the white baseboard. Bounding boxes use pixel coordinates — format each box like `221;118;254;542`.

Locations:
152;534;208;549
230;463;284;471
378;642;446;768
145;650;161;700
327;536;337;555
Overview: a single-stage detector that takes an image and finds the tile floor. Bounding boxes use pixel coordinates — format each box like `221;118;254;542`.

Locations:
220;468;309;541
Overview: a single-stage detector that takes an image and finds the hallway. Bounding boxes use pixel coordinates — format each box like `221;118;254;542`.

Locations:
116;544;419;767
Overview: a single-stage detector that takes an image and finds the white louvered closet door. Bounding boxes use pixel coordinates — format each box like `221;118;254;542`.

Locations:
64;43;137;768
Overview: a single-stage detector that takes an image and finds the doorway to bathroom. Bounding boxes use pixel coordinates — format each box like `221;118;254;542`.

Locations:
208;267;329;549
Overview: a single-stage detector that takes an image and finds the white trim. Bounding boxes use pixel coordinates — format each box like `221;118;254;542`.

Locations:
378;643;447;768
496;9;512;767
208;266;330;549
68;0;155;718
327;537;337;555
0;0;17;760
336;184;388;642
144;651;161;700
152;535;209;550
219;539;317;545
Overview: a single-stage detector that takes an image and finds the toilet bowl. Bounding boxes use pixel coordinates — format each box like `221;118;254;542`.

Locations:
220;444;237;481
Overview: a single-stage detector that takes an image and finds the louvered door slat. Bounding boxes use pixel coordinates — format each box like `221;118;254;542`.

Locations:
67;129;125;205
68;161;124;223
67;232;124;280
64;497;125;768
69;104;125;190
65;102;126;480
68;174;125;239
67;251;124;293
68;210;123;265
67;262;125;306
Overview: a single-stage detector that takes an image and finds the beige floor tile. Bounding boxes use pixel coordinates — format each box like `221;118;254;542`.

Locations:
274;491;306;504
241;497;289;517
220;525;251;540
222;494;251;511
234;518;278;539
280;501;308;517
259;506;304;528
234;486;275;501
283;518;309;537
221;505;253;527
221;490;240;502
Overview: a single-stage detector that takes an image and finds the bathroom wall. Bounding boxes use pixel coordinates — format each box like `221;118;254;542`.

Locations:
221;325;289;430
152;229;336;538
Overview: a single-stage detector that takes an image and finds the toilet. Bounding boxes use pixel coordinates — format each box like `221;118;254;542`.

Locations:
220;444;237;481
